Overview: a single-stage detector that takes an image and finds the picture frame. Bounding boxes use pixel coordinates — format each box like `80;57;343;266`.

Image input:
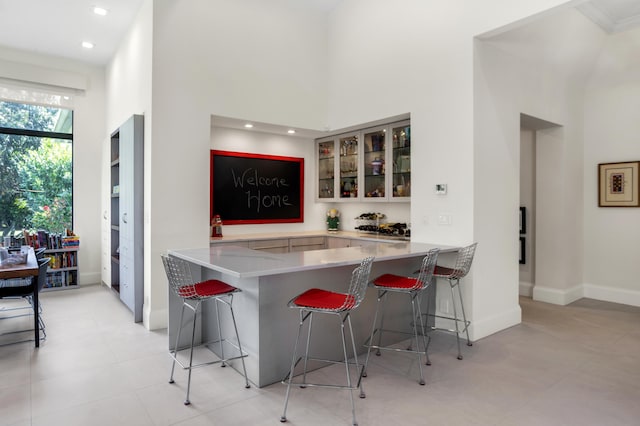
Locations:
519;207;526;234
519;237;525;265
598;161;640;207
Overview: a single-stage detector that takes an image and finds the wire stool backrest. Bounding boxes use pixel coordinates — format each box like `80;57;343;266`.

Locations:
161;255;197;299
449;243;478;280
415;248;440;291
343;256;374;311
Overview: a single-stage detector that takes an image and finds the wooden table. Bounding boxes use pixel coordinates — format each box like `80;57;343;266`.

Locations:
0;248;41;346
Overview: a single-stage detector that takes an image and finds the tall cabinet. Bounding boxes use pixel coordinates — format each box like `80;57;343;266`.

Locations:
110;115;144;322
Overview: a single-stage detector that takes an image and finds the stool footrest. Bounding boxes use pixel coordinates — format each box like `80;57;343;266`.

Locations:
363;328;428;355
281;355;364;390
422;313;470;334
170;338;248;371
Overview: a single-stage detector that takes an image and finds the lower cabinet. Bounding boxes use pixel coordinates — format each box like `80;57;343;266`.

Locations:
248;239;289;253
326;237;352;249
289;237;326;252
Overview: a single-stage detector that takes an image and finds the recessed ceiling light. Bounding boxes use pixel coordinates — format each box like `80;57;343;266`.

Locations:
82;41;95;49
244;123;253;128
287;129;296;134
93;6;108;16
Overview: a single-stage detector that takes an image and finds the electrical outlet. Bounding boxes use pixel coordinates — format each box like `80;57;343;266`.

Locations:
438;214;452;225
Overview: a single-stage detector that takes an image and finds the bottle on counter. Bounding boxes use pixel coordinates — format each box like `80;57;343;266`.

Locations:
211;214;223;238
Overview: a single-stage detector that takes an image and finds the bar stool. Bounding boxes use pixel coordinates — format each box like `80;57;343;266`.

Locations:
362;248;439;385
161;255;249;406
280;256;374;426
426;242;478;360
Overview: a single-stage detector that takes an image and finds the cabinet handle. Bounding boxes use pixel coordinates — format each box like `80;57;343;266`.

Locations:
122;213;128;224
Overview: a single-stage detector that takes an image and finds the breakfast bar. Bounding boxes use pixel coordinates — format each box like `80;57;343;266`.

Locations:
168;239;457;387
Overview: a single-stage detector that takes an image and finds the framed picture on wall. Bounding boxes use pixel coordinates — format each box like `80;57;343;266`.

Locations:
519;237;525;265
519;207;526;234
598;161;640;207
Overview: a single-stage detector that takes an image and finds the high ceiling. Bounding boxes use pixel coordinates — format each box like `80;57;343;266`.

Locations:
0;0;637;66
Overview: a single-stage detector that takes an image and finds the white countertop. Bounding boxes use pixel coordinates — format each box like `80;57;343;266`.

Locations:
169;241;457;279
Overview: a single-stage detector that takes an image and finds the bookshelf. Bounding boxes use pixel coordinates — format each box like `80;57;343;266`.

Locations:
43;248;78;290
23;230;80;291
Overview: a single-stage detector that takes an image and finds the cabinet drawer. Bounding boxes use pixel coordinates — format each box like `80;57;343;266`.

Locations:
248;239;289;250
289;237;326;248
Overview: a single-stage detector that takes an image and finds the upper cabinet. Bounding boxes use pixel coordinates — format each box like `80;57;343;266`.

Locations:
390;122;411;199
338;133;359;199
315;120;410;202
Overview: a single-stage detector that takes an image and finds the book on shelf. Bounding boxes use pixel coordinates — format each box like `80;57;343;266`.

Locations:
23;229;80;250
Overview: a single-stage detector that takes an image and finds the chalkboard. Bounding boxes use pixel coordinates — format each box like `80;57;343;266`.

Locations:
210;150;304;224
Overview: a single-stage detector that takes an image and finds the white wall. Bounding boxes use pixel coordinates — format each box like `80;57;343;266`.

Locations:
0;46;105;286
145;0;331;329
473;7;606;333
104;0;154;325
583;27;640;306
327;0;573;339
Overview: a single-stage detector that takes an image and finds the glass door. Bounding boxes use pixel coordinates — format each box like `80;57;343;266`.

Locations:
317;140;335;199
391;123;411;198
363;128;386;198
339;134;358;199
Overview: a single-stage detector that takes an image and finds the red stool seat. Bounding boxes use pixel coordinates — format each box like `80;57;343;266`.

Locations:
292;288;356;311
178;279;237;299
373;273;423;291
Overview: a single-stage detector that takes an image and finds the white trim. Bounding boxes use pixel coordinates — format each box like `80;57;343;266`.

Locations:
145;305;167;331
79;272;100;286
532;284;583;305
519;281;534;297
471;305;521;341
583;283;640;307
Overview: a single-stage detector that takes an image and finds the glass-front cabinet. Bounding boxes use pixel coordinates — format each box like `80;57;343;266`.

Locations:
339;134;358;198
391;122;411;199
363;127;386;198
317;140;335;199
315;120;410;202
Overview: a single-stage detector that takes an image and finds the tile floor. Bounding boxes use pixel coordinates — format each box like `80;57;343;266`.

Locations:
1;284;639;425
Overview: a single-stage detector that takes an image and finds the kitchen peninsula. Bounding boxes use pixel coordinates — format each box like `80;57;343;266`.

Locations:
168;236;457;387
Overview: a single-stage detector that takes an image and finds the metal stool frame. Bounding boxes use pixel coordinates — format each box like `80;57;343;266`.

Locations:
362;248;439;385
161;255;249;406
281;256;374;426
424;242;477;360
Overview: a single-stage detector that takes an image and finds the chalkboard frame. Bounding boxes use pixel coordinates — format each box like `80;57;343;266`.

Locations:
210;150;304;225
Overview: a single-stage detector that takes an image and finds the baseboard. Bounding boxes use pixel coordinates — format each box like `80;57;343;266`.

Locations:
471;305;522;341
583;283;640;307
145;305;167;331
79;271;100;286
519;281;533;297
532;284;583;305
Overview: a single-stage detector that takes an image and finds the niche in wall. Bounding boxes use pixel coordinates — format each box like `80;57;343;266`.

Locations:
519;113;561;296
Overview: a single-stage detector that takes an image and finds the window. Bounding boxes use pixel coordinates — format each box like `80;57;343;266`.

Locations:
0;100;73;237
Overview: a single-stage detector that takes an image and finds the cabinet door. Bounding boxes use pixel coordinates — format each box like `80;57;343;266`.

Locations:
119;246;135;312
390;122;411;199
338;134;359;199
363;127;387;199
317;140;336;200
